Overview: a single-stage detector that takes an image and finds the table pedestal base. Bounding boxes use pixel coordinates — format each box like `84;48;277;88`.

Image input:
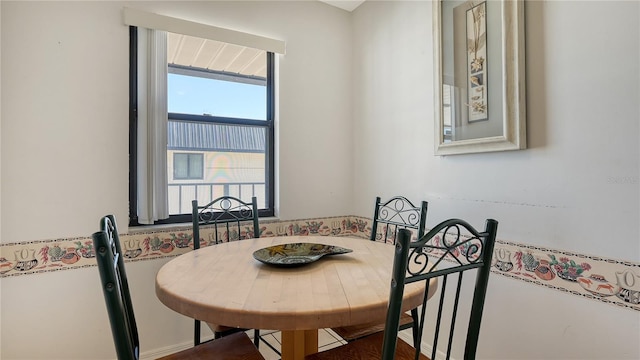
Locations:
281;330;318;360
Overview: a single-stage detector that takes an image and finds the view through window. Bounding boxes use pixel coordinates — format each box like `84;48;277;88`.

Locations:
166;32;274;218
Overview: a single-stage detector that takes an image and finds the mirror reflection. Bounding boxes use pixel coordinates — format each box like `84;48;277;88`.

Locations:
441;0;503;142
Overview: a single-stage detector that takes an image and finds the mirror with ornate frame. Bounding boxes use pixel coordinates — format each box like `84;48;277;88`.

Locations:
434;0;526;155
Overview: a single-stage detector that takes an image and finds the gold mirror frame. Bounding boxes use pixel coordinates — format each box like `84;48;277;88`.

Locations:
434;0;526;155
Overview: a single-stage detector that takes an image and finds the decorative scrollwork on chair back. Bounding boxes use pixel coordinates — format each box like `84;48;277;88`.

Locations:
372;196;428;244
378;196;423;227
198;196;255;224
406;219;494;278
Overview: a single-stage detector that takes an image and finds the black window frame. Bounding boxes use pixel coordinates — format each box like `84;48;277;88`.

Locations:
129;26;275;226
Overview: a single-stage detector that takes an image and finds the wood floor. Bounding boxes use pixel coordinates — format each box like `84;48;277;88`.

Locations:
252;328;347;360
252;328;416;359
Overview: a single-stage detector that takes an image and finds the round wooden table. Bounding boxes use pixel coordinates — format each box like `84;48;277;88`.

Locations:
156;236;435;360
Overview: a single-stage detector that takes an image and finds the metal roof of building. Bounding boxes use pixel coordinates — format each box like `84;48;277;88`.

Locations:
168;121;265;152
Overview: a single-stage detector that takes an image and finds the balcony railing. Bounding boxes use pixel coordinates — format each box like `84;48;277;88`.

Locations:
168;182;265;215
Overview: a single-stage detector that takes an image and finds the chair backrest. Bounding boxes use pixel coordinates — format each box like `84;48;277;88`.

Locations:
191;195;260;346
192;196;260;249
370;196;428;243
381;218;498;360
93;215;140;360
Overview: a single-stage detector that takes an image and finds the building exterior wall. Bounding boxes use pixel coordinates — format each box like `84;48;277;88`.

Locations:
167;149;266;213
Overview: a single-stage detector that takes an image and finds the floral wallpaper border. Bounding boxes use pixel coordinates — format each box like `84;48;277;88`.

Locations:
1;215;638;312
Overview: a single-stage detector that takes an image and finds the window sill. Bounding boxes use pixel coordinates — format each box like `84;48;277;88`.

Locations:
127;216;281;234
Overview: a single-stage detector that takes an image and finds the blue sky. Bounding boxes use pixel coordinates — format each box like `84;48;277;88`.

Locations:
168;73;266;120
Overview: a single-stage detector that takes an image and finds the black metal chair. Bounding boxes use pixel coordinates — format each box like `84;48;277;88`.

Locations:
192;196;280;356
332;196;428;346
370;196;429;244
307;218;498;360
92;215;265;360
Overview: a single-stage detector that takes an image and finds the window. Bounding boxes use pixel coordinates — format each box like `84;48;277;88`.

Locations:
173;153;203;180
129;24;277;225
164;33;275;221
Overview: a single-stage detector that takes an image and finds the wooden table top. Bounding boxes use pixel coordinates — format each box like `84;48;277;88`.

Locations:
156;236;434;331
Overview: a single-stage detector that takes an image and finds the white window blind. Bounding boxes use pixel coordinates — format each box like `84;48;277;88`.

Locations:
137;29;169;225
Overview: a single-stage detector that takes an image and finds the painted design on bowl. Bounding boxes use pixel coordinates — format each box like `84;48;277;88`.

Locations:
615;270;640;304
577;274;620;297
549;255;592;282
494;248;513;272
534;259;555;281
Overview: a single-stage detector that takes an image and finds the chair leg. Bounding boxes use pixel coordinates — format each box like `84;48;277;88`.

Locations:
194;320;201;346
254;329;260;349
410;308;419;348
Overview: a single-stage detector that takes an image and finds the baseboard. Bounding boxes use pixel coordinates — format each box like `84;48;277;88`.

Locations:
139;336;215;360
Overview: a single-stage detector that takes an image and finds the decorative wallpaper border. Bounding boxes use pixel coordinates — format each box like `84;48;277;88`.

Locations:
490;240;640;311
1;216;638;312
0;216;365;277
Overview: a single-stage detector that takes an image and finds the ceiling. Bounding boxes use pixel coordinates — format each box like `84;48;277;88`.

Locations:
319;0;365;12
168;32;267;78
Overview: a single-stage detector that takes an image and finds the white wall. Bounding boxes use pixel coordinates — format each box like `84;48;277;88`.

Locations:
0;1;352;358
352;1;639;359
0;2;3;357
2;0;639;359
